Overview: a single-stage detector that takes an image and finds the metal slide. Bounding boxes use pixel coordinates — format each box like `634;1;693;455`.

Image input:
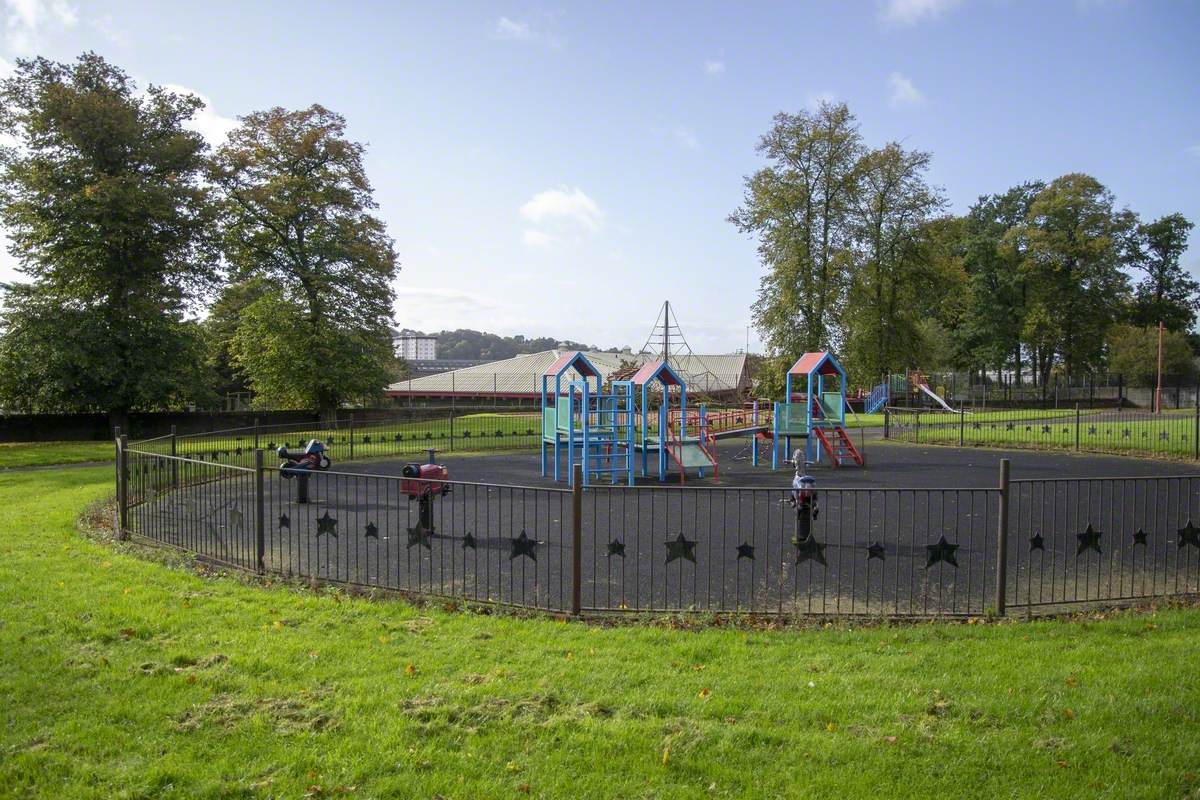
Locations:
918;382;959;413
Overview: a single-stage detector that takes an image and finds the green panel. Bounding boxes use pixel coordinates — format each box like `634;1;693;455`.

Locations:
542;408;558;439
556;397;572;428
777;403;809;435
675;441;715;468
819;392;843;421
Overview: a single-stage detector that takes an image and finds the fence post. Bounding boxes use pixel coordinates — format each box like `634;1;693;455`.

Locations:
571;463;582;616
449;408;455;453
1194;386;1199;461
349;412;355;460
254;449;265;573
116;433;129;541
170;424;179;489
995;458;1010;617
254;417;260;451
959;407;965;447
1074;403;1080;451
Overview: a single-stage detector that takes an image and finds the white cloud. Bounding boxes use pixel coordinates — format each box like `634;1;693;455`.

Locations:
161;84;239;146
491;15;562;47
703;59;725;75
887;71;926;109
493;16;531;40
879;0;960;26
90;13;126;46
3;0;77;53
520;187;604;233
521;228;554;248
673;126;700;151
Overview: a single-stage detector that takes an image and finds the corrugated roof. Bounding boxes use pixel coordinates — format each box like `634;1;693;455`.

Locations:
387;350;749;396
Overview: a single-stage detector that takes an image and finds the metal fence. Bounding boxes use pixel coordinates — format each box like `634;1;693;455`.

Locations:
116;438;1200;618
127;407;545;470
885;405;1200;461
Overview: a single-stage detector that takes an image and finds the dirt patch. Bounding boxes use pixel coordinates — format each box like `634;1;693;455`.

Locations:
173;689;336;734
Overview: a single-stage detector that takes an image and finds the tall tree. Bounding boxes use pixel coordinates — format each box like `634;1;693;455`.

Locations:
842;143;947;383
729;102;863;360
953;182;1044;383
0;54;217;422
1126;212;1197;332
1007;174;1131;386
210;105;399;417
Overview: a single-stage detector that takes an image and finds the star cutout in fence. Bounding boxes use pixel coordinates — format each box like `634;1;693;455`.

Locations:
1005;423;1015;431
278;513;290;529
407;524;433;549
317;511;338;537
736;542;755;560
1121;429;1130;438
1041;425;1051;434
607;538;626;557
665;532;697;564
510;530;537;561
1177;520;1200;549
1159;431;1170;441
925;535;959;568
1075;524;1102;555
462;532;477;549
1088;426;1097;435
365;522;379;539
794;535;827;566
867;542;885;560
1030;532;1045;551
394;433;403;442
1132;528;1148;545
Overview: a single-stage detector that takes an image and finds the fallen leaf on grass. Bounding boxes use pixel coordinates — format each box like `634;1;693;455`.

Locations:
405;663;418;676
698;688;711;699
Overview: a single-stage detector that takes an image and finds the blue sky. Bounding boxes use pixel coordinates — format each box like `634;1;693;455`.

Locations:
0;0;1197;352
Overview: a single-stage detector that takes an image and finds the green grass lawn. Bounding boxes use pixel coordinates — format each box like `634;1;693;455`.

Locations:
893;408;1199;459
0;440;116;468
2;467;1200;798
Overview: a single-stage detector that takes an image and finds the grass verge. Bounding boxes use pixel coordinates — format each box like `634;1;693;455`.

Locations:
2;467;1200;798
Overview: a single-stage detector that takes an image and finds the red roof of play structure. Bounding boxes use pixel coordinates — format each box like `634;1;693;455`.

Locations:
630;360;683;387
543;351;601;379
789;351;841;376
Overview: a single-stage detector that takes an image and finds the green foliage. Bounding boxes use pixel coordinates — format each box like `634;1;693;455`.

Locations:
952;182;1045;377
230;289;396;411
202;278;270;398
842;143;948;384
1008;174;1132;383
210;105;398;416
1127;213;1198;332
1106;324;1198;386
430;329;598;360
0;54;217;415
730;102;863;359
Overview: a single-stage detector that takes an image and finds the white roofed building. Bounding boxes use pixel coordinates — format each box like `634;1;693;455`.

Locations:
386;350;750;401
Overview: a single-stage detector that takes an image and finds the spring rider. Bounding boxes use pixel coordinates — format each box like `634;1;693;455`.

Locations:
401;448;450;541
278;439;332;504
787;449;818;543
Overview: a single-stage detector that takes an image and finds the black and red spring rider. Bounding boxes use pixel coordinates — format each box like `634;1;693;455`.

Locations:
278;439;332;504
402;449;450;534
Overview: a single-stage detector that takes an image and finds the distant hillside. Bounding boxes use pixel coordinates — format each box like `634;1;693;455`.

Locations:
398;328;627;361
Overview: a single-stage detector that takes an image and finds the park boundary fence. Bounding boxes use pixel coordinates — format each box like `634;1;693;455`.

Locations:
116;432;1200;618
884;403;1200;461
